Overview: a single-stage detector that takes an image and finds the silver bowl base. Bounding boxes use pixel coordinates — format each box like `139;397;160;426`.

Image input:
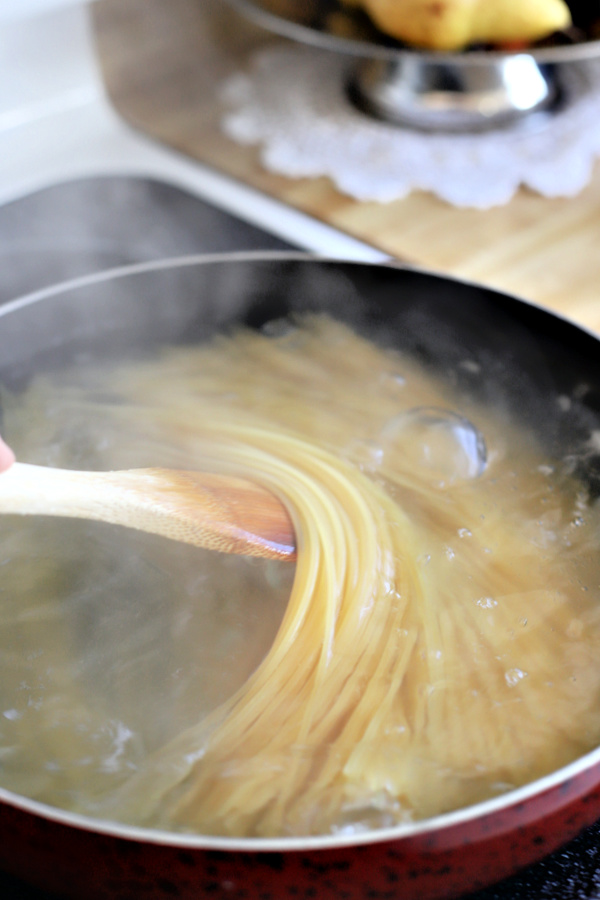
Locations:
348;55;560;132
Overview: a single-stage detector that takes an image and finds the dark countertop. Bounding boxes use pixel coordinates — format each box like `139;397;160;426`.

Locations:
0;175;292;305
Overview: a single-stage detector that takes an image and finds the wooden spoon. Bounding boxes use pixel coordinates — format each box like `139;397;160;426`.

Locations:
0;463;296;561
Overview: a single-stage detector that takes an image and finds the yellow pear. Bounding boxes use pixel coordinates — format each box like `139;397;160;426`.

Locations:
342;0;571;50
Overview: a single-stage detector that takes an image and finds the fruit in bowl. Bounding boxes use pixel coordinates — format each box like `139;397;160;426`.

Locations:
339;0;572;51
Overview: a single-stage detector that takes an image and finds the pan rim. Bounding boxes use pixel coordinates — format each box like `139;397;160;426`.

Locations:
1;250;598;853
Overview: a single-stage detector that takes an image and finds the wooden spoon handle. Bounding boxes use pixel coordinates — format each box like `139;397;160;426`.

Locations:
0;463;296;561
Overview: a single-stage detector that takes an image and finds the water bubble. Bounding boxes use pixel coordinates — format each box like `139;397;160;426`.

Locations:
491;781;516;795
99;721;135;774
476;597;497;609
260;318;296;338
344;438;384;472
380;407;486;485
505;668;527;687
380;371;406;390
538;464;554;477
260;318;307;350
333;789;406;833
586;431;600;454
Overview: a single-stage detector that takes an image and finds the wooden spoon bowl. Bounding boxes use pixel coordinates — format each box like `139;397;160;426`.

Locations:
0;462;296;561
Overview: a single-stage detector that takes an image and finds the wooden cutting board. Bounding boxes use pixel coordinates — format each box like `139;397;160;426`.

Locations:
92;0;600;332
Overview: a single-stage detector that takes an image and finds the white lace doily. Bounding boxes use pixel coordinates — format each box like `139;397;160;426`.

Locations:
220;44;600;208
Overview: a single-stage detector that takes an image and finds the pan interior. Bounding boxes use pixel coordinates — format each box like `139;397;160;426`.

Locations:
1;257;600;840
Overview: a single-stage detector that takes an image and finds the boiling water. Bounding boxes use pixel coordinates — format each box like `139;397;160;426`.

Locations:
1;315;600;837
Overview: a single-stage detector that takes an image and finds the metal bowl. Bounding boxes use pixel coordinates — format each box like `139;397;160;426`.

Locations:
225;0;600;131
